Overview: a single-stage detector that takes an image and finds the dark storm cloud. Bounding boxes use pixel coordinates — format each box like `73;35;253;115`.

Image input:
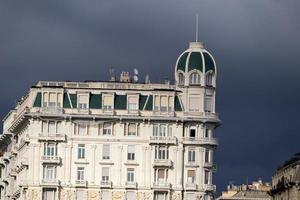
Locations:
1;0;300;194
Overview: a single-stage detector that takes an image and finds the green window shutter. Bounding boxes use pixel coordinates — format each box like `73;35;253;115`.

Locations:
188;52;203;72
69;94;77;108
90;94;102;109
63;93;71;108
144;95;153;111
33;92;42;107
175;96;183;111
139;95;148;110
114;95;127;110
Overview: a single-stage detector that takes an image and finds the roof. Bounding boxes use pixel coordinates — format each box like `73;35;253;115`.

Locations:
218;190;271;200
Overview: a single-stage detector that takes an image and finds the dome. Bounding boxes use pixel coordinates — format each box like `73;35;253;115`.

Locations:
175;42;217;86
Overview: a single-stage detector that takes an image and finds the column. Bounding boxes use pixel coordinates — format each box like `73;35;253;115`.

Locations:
91;145;97;184
117;145;123;186
142;146;147;186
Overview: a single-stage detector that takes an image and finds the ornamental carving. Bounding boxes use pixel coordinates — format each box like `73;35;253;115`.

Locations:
61;190;75;200
88;191;99;200
113;191;123;200
172;192;181;200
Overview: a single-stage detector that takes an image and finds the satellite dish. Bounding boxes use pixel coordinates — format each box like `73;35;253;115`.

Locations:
133;75;139;82
133;68;139;75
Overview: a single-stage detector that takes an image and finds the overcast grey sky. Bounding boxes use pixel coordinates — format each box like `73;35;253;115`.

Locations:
1;0;300;193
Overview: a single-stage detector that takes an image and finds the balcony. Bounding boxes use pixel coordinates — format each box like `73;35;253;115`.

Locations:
41;156;61;164
16;137;30;150
100;181;112;188
203;162;213;168
75;180;88;187
153;159;173;168
127;109;140;116
185;162;199;168
125;181;137;189
182;137;218;146
149;136;177;145
38;133;66;142
152;182;171;189
205;184;216;191
41;106;63;115
185;183;198;190
41;179;60;187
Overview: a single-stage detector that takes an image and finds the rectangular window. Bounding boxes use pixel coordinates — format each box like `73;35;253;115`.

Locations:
43;92;49;107
154;192;167;200
205;149;210;163
48;121;56;135
188;149;196;162
102;144;110;160
43;165;56;180
204;170;210;184
159;125;167;137
157;169;166;182
128;96;138;111
160;96;168;112
153;124;159;136
49;93;56;107
78;94;89;110
189;95;201;112
154;96;160;111
78;124;87;135
189;127;196;138
168;125;172;137
42;189;56;200
155;146;168;159
78;144;85;159
103;95;113;111
204;96;212;112
103;123;112;135
102;167;109;182
187;170;196;183
204;128;209;138
127;145;135;160
56;122;62;133
128;124;136;136
127;168;135;182
44;143;56;157
168;96;173;111
42;121;48;133
77;167;85;181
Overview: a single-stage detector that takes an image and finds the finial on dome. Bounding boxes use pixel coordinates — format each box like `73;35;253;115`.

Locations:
195;14;199;42
189;42;204;49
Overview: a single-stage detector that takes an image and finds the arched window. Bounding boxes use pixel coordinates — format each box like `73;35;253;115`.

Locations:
206;73;213;86
178;73;185;85
189;72;201;85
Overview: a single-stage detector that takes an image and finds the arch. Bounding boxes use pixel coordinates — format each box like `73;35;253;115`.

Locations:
189;72;201;85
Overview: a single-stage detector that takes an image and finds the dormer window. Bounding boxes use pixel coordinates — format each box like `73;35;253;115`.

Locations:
178;72;185;85
43;92;62;108
78;94;89;110
103;95;113;111
128;96;138;111
189;72;201;85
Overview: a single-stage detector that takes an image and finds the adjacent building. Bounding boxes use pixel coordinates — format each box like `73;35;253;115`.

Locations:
271;153;300;200
0;41;220;200
217;179;271;200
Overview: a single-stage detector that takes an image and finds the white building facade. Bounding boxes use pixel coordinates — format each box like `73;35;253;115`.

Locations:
0;42;220;200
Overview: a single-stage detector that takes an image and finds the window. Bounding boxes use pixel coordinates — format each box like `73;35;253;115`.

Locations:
206;73;213;86
43;165;56;180
153;124;172;137
204;96;212;112
49;93;56;107
156;169;167;182
188;149;196;162
204;128;209;138
49;121;56;135
127;168;135;182
153;125;159;136
42;121;48;133
56;122;62;133
126;191;136;200
154;192;168;200
76;190;87;200
102;144;110;160
205;149;210;163
128;124;136;136
160;96;168;112
189;127;196;138
103;123;112;135
77;167;85;181
102;167;109;182
78;94;89;110
204;170;210;184
178;73;185;85
42;189;56;200
127;145;135;160
189;72;201;85
78;144;85;159
155;146;168;160
43;92;62;108
187;170;196;183
168;96;173;111
154;96;160;111
189;95;201;112
103;95;113;111
159;125;167;137
101;191;111;199
44;143;56;157
128;96;138;111
78;124;87;135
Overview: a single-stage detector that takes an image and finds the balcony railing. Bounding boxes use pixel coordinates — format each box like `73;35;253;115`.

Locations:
41;156;61;164
75;180;88;187
203;162;213;168
100;181;112;188
38;133;65;141
185;183;198;190
205;184;216;191
182;137;218;146
41;179;60;186
153;159;173;167
149;136;177;145
41;106;63;115
152;182;171;189
125;181;137;188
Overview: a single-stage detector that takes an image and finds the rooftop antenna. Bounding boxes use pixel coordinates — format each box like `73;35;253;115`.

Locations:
195;14;199;42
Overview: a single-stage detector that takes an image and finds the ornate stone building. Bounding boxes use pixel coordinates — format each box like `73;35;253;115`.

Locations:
271;153;300;200
0;41;220;200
